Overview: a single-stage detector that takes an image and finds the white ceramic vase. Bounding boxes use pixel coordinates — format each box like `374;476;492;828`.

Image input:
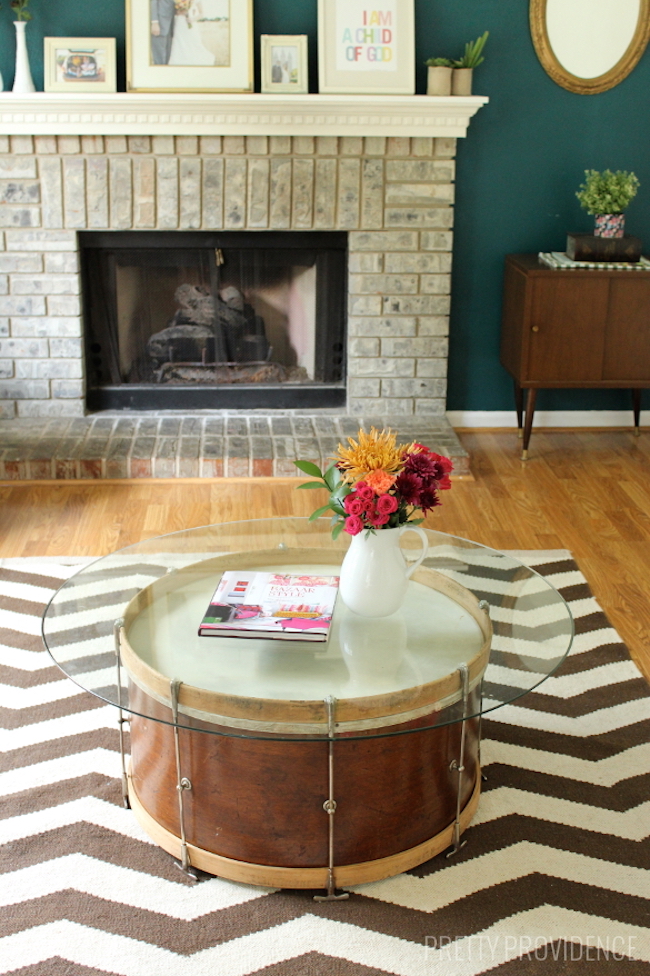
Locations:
339;524;428;618
12;21;36;95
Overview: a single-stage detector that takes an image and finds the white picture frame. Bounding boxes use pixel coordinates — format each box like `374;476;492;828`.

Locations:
43;37;117;93
261;35;309;94
318;0;415;94
126;0;253;93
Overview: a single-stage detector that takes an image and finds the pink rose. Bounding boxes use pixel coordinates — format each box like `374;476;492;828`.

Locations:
368;512;391;528
344;493;365;516
376;493;398;515
354;481;375;503
344;514;364;535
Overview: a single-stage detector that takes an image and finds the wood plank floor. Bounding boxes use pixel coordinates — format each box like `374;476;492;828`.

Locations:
2;428;649;682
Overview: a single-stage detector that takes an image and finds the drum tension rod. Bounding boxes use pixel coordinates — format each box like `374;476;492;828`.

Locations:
314;696;349;902
170;678;199;882
114;619;130;810
477;601;490;783
447;663;470;858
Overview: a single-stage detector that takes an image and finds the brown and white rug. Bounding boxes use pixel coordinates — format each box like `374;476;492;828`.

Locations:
1;552;649;975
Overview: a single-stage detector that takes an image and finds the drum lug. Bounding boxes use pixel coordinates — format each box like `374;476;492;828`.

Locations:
313;696;349;903
446;664;470;858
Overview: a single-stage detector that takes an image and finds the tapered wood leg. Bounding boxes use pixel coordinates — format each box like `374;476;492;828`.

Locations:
521;388;537;460
514;381;524;438
632;389;642;437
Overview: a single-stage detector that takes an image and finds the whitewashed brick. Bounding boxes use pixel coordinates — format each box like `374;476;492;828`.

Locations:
386;160;455;182
349;274;418;295
349;337;379;357
0;296;45;316
248;158;270;228
179;157;201;229
0;379;49;398
348;253;383;273
11;274;78;295
411;138;434;157
224;158;246;228
349;377;381;398
63;157;86;228
385;182;454;205
152;136;175;155
420;231;454;251
200;137;222;155
5;230;76;251
134;157;156;228
421;274;451;294
202;158;223;228
292;158;314;228
247;136;268;156
383;294;450;315
337;159;360;229
386;138;410;156
349;230;418;251
293;136;315;155
350;357;414;377
0;138;8;154
0;157;35;179
0;253;42;273
10;136;33;155
434;138;457;158
128;136;151;154
416;358;447;377
47;295;82;316
157;156;179;228
58;136;81;155
313;158;336;228
349;397;414;415
270;136;291;155
0;181;40;204
348;295;382;315
110;158;133;229
382;336;448;357
52;379;84;398
414;398;446;415
177;136;198;156
81;136;105;155
418;316;449;336
105;136;128;154
17;399;84;417
0;318;9;336
50;338;83;357
44;252;78;274
0;360;13;378
87;157;109;228
340;137;363;156
362;158;383;229
0;337;49;357
316;137;338;156
223;136;245;155
385;207;454;228
270;158;291;228
0;401;16;417
10;316;82;337
384;252;452;273
0;276;7;295
15;358;82;379
364;138;386;156
0;208;40;228
384;377;446;398
348;316;417;337
34;136;57;155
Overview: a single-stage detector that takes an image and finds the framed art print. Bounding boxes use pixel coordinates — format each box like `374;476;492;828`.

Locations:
43;38;117;93
261;35;308;93
126;0;253;92
318;0;415;94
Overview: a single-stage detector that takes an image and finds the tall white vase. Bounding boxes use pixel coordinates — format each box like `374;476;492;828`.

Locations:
339;524;428;618
12;21;36;94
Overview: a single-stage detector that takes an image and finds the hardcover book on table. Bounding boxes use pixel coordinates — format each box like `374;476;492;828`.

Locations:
198;571;340;642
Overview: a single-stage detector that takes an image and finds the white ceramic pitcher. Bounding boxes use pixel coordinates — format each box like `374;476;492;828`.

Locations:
339;524;428;617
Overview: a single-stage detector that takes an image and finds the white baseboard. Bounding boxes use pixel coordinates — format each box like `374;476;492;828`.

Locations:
446;410;649;428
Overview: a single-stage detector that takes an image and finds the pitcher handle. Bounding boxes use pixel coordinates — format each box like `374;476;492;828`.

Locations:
399;524;428;578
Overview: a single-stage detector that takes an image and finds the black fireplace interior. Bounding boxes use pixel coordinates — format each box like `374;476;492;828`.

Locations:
79;231;347;410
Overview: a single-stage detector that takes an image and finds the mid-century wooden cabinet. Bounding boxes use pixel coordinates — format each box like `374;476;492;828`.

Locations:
500;254;650;457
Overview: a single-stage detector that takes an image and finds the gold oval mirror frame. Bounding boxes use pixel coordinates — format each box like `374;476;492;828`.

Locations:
530;0;650;93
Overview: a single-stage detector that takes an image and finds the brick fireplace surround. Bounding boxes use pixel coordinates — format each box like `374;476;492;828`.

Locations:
0;94;486;479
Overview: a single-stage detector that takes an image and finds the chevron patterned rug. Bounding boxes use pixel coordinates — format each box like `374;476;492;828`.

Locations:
2;551;650;976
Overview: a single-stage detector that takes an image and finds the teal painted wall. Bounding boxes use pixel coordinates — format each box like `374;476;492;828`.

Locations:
1;0;649;413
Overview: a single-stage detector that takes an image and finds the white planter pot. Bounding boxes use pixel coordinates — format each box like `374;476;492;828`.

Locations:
452;68;473;95
427;66;453;96
339;524;428;618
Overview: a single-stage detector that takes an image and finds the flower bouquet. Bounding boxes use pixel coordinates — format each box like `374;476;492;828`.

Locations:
295;427;453;539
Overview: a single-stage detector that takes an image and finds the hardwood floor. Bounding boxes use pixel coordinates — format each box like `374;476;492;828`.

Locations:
2;428;649;682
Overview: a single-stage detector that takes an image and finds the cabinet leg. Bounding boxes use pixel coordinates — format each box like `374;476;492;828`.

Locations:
632;390;641;437
521;389;537;460
514;381;524;438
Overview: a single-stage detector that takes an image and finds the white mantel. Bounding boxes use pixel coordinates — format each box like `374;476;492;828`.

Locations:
0;92;488;138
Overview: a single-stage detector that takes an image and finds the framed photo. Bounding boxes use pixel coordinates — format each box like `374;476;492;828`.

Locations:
43;38;117;93
318;0;415;94
126;0;253;93
261;35;308;94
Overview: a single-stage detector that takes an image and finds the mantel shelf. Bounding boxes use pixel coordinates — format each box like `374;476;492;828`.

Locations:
0;92;488;138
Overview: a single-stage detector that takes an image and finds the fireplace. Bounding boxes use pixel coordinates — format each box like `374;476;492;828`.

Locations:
80;231;347;411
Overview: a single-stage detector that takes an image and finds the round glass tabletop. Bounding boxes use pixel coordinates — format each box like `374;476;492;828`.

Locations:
42;517;574;741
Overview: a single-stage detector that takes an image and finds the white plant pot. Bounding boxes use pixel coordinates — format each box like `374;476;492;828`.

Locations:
339;524;428;618
426;66;453;96
12;21;36;95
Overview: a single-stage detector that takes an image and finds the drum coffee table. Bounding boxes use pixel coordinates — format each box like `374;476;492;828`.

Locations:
42;518;573;897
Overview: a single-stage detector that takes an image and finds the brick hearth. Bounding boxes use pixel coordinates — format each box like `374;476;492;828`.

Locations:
0;414;468;480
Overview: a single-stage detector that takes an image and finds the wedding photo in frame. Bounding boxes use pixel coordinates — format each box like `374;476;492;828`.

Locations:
126;0;253;92
318;0;415;94
261;35;308;93
43;38;117;93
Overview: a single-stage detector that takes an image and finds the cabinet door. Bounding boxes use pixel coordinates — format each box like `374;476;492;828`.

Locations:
603;277;650;381
527;278;608;381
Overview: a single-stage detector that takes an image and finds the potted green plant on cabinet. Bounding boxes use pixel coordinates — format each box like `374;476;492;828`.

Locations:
576;169;640;238
424;57;453;95
452;31;489;95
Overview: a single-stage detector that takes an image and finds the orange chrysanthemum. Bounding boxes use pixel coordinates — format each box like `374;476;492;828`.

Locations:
365;469;397;494
334;427;410;484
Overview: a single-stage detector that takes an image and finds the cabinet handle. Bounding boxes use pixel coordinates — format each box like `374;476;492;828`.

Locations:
531;325;539;332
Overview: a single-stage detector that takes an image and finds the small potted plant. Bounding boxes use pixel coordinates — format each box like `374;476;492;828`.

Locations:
576;169;640;238
424;57;453;96
452;31;489;95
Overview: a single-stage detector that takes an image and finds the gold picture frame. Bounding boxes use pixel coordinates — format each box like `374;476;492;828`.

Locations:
126;0;253;93
43;37;117;93
261;35;308;94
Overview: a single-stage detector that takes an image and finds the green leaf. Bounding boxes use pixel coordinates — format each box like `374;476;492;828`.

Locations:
332;521;344;540
308;503;332;521
409;517;425;525
330;502;347;516
296;481;327;490
294;459;323;478
323;463;342;491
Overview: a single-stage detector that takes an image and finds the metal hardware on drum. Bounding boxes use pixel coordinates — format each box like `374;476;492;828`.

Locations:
114;619;130;810
170;678;199;881
446;664;470;858
314;696;349;903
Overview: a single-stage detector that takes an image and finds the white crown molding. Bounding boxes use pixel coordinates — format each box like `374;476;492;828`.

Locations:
0;92;488;138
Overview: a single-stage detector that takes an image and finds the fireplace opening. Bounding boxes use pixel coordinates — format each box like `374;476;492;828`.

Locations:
79;231;347;410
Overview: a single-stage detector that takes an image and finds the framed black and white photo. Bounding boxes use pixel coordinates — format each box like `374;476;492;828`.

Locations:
261;35;308;93
126;0;253;92
318;0;415;94
43;38;117;93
